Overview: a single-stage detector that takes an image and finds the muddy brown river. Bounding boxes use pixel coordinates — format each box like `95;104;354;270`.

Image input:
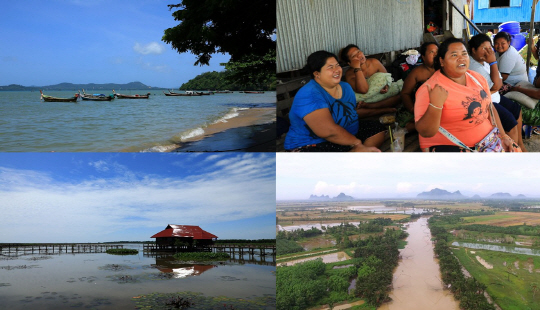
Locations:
378;217;460;310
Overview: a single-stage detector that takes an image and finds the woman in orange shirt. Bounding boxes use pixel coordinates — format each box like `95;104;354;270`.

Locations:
415;38;514;152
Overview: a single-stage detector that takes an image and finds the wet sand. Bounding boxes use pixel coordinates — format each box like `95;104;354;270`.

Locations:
173;108;276;152
379;217;460;310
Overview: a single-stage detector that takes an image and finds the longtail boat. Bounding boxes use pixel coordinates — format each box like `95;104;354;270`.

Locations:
215;90;233;93
243;91;265;94
79;90;114;101
163;90;202;96
40;90;79;102
113;90;151;99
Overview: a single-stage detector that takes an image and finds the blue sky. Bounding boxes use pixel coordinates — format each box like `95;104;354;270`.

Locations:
0;0;230;88
277;153;540;200
0;153;276;243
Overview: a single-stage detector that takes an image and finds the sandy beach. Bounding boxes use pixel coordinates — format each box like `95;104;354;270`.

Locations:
172;107;276;152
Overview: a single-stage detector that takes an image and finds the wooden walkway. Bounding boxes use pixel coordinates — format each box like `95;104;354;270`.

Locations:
212;244;276;256
143;244;276;256
0;243;123;255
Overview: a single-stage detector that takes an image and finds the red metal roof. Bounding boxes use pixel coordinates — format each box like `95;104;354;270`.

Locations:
151;225;218;239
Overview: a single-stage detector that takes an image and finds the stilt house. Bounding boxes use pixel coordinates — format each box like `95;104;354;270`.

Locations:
151;225;218;249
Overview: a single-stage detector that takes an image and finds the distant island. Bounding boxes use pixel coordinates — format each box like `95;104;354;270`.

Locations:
0;81;164;91
1;70;277;92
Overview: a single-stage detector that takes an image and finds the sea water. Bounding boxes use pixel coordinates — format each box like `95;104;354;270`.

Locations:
0;91;275;152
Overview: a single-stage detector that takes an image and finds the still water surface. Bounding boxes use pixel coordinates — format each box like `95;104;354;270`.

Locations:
451;241;540;256
0;91;275;152
0;244;275;309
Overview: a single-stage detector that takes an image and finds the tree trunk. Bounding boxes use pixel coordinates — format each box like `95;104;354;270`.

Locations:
527;0;540;76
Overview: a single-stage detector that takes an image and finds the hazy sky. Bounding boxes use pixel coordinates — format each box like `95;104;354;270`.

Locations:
0;153;276;243
0;0;230;88
277;153;540;200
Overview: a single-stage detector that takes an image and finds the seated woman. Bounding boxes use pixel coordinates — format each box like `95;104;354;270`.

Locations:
340;44;401;148
415;38;515;152
400;42;439;132
284;50;380;152
468;33;526;151
494;31;528;87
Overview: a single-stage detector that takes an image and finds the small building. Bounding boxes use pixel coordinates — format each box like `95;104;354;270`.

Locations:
471;0;540;31
150;225;218;251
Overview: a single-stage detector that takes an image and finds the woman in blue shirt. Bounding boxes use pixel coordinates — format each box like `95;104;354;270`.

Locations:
284;50;380;152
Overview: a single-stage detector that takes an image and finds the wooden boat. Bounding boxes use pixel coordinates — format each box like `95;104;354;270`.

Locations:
215;90;233;93
40;90;79;102
163;90;202;96
113;90;150;99
79;90;114;101
195;91;214;96
243;91;265;94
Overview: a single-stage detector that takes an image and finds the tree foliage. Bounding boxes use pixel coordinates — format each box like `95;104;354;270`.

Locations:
179;70;275;91
430;218;496;310
163;1;276;88
163;0;275;65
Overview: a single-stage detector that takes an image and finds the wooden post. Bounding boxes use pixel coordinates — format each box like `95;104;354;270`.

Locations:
527;0;540;76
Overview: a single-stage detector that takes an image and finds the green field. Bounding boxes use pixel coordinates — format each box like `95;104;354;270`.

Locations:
452;248;540;310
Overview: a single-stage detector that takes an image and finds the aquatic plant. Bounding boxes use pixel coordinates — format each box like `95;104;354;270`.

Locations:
132;291;275;310
105;248;138;255
165;296;194;309
173;252;230;261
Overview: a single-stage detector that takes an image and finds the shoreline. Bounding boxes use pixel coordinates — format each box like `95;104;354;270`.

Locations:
170;107;276;152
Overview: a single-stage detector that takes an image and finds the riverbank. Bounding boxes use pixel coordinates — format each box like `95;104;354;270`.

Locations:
172;107;276;152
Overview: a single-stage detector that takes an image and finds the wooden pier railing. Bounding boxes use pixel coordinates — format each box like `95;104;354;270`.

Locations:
143;244;276;256
0;244;123;255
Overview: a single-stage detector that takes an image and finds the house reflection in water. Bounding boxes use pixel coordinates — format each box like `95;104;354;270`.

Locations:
152;256;216;278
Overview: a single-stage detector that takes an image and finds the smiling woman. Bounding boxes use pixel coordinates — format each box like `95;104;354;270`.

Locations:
414;38;514;152
284;50;380;152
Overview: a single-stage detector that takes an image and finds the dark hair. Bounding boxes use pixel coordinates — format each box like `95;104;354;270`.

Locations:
468;33;493;54
303;50;339;78
419;42;439;57
434;37;466;71
494;31;511;43
339;44;360;64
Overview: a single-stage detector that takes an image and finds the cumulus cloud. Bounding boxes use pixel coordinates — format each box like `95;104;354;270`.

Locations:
133;42;166;55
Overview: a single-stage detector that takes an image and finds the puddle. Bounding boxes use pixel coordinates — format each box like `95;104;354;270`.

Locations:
378;217;460;310
279;252;351;266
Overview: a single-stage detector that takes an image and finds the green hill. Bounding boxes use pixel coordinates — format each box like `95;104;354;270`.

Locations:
179;71;276;91
0;81;164;91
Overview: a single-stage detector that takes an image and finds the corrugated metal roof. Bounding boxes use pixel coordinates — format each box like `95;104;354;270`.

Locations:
277;0;424;73
151;225;218;239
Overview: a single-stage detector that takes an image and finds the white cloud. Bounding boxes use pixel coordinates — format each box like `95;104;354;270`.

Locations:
396;182;413;193
133;42;166;55
88;160;109;172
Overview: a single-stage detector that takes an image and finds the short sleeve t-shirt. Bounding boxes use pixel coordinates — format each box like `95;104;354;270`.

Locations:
284;80;359;150
496;45;527;86
468;58;501;103
414;70;494;149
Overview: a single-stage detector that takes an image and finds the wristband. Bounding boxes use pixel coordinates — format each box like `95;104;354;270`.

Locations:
429;103;443;110
489;61;497;66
